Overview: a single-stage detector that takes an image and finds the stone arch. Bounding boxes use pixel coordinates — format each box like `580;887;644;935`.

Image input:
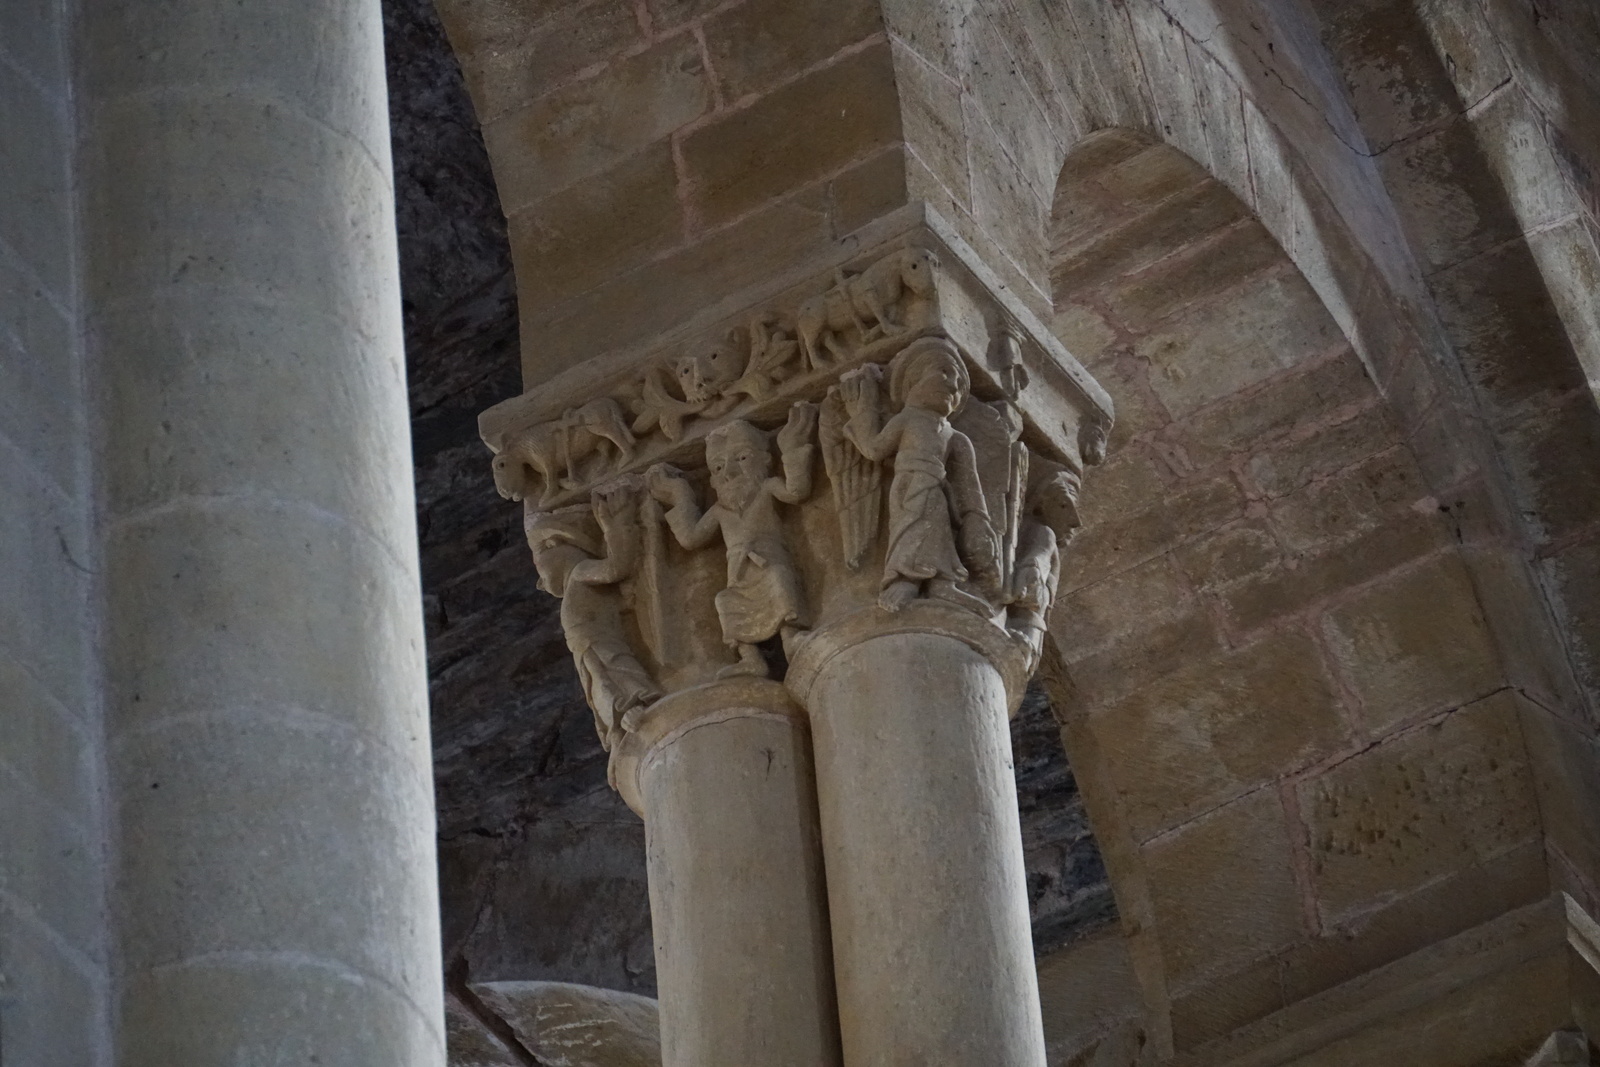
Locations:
423;0;1600;1058
1036;127;1579;1061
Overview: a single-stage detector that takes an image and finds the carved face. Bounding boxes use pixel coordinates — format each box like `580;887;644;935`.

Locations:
491;453;527;501
675;338;745;404
708;432;770;511
901;247;939;295
527;535;583;596
904;351;965;416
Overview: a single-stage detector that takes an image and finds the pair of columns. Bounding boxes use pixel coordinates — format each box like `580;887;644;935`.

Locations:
618;611;1042;1065
487;236;1113;1065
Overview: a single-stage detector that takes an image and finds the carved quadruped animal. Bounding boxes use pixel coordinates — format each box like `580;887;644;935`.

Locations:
493;397;636;506
798;246;941;370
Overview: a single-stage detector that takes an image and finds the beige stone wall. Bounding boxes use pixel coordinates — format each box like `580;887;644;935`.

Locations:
0;2;111;1063
1032;130;1557;1056
434;0;902;386
1310;0;1600;921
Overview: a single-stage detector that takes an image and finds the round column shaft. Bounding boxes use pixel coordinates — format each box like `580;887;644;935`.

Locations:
82;0;444;1062
799;618;1047;1066
613;678;842;1067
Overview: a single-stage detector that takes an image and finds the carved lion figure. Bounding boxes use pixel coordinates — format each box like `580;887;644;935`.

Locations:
492;397;636;506
798;246;940;369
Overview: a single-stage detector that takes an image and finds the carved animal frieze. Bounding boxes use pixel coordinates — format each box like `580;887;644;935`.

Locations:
486;245;952;511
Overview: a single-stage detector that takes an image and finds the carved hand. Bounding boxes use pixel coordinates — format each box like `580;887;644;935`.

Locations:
645;463;690;504
591;482;635;525
777;401;818;453
959;513;1002;586
839;367;872;416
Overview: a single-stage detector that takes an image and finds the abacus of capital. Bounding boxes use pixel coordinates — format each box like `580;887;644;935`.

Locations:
482;209;1114;1065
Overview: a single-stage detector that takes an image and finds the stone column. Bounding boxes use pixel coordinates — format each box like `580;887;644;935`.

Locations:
610;679;842;1067
482;224;1112;1067
788;604;1046;1066
81;1;444;1063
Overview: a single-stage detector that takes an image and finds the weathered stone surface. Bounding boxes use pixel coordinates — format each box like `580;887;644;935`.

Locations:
1143;788;1306;989
507;143;683;307
702;0;883;102
474;981;662;1067
679;42;901;227
1321;555;1505;732
443;0;643;124
1300;691;1542;924
445;996;520;1067
1091;630;1347;840
1138;270;1341;417
484;37;709;213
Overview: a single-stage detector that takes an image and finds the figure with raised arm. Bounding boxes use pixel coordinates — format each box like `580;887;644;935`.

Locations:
840;337;999;613
527;484;661;749
646;402;819;677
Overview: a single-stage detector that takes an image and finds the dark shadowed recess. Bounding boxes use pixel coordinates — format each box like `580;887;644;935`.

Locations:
382;0;1115;996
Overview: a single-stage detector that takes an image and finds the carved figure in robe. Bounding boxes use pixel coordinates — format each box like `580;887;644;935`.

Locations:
527;489;660;749
1008;465;1079;668
646;402;818;677
492;397;636;507
841;338;999;613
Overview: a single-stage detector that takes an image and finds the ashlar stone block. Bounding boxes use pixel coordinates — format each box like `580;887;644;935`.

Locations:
1138;270;1342;418
703;0;883;103
1300;690;1542;924
680;42;901;228
485;37;709;212
1321;555;1505;732
1091;629;1347;840
1143;788;1306;990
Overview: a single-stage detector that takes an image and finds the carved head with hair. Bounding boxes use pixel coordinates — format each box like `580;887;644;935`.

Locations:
705;420;772;513
524;505;600;596
889;338;969;417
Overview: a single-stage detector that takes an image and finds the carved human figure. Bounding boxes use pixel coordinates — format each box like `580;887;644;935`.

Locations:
1007;518;1061;669
646;403;818;677
841;339;999;612
527;488;661;748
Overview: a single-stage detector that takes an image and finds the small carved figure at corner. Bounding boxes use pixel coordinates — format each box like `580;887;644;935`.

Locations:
1079;417;1110;467
526;492;661;750
1007;518;1061;669
840;337;1000;614
1007;465;1079;668
798;247;940;370
646;403;818;678
492;397;636;507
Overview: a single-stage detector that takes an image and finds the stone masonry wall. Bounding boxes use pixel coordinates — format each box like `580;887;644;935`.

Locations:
1039;130;1551;1056
0;2;110;1063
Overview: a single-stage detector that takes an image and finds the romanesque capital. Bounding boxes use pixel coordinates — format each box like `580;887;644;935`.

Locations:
481;208;1115;767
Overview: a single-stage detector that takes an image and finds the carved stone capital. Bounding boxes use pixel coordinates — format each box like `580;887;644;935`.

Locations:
484;206;1114;769
609;677;804;817
784;599;1035;717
